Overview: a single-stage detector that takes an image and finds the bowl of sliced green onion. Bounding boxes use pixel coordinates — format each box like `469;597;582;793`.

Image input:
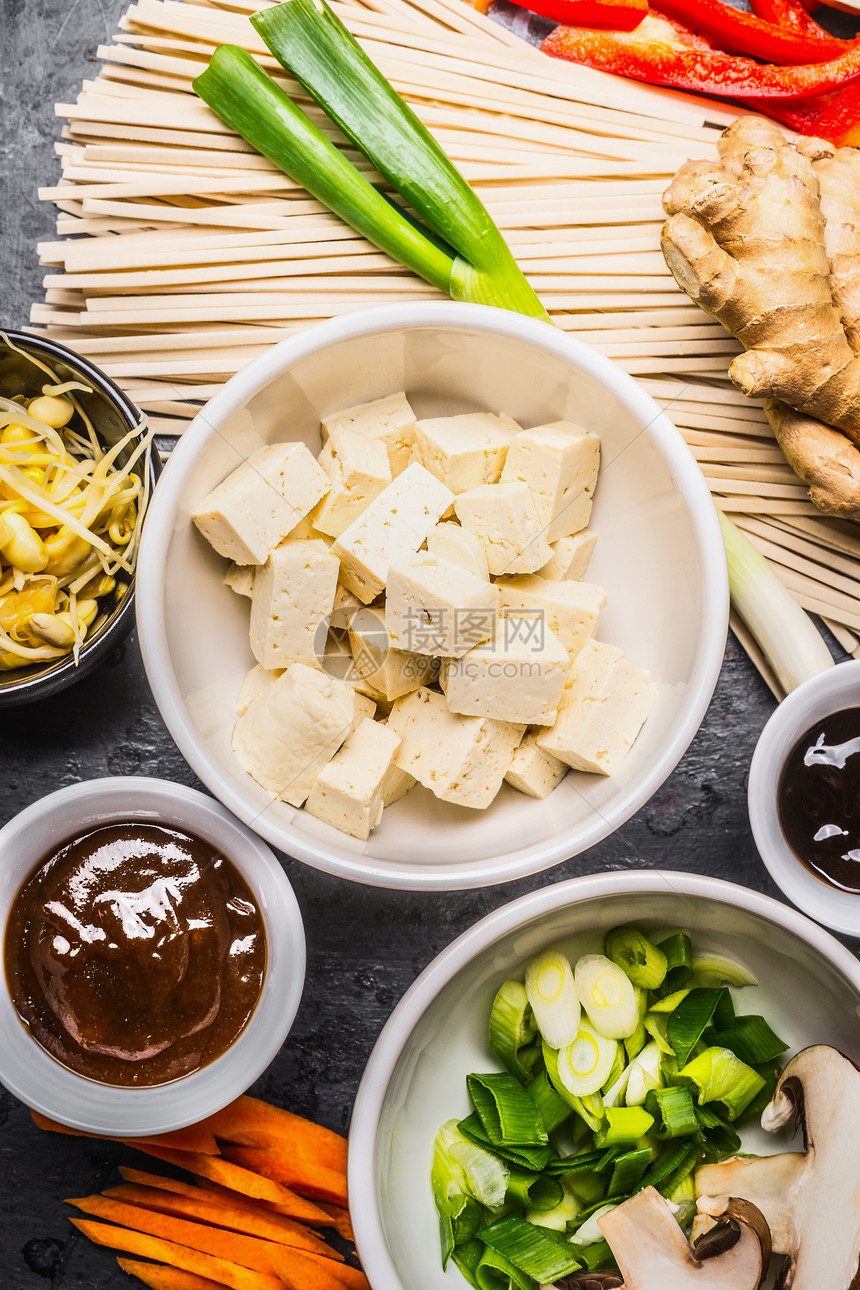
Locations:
348;870;860;1290
0;331;159;706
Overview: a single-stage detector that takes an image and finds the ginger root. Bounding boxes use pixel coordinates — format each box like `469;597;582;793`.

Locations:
662;116;860;520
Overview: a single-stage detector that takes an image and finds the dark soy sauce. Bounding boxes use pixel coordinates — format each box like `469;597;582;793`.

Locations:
778;706;860;894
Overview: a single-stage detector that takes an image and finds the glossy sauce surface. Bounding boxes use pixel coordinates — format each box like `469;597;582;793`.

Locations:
778;706;860;894
4;823;266;1086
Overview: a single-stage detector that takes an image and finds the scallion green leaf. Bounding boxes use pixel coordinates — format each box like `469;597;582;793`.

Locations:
644;1085;699;1139
594;1106;655;1149
603;926;668;990
704;1014;789;1066
667;987;725;1067
505;1168;564;1212
677;1046;766;1120
477;1214;583;1282
607;1146;652;1197
488;980;537;1083
653;932;694;999
468;1073;549;1147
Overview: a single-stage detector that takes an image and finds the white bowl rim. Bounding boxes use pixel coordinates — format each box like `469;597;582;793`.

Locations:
136;301;729;890
346;868;860;1290
0;776;306;1135
749;657;860;936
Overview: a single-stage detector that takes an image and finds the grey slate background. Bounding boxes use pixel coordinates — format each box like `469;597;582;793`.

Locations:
2;1;859;1283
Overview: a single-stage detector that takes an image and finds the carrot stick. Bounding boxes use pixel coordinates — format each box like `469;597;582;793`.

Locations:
299;1254;370;1290
70;1197;349;1290
202;1098;347;1174
116;1258;226;1290
315;1204;354;1244
103;1183;343;1259
129;1146;333;1226
222;1147;348;1208
31;1111;219;1156
70;1219;285;1290
119;1168;207;1199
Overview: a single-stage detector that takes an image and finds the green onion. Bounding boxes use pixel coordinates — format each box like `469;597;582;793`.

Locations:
607;1146;652;1197
527;1069;573;1134
557;1024;619;1098
433;1120;509;1212
457;1113;556;1173
578;1238;618;1271
648;988;692;1014
603;926;668;991
624;1017;648;1063
594;1107;655;1149
574;954;640;1040
691;951;758;989
477;1214;583;1282
643;1012;673;1056
193;47;455;295
505;1168;564;1212
525;949;582;1050
467;1073;549;1147
451;1239;484;1289
489;980;537;1083
666;987;724;1067
625;1041;664;1106
653;932;694;999
719;511;833;694
474;1243;534;1290
704;1014;789;1066
644;1086;699;1139
543;1041;605;1128
696;1104;742;1157
677;1046;766;1120
526;1176;582;1230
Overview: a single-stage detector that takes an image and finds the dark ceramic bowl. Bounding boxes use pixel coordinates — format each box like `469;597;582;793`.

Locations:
0;330;160;707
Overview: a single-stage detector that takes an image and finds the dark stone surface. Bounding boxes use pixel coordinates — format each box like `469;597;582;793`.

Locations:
3;3;859;1286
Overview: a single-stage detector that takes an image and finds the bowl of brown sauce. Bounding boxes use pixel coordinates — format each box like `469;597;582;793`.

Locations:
748;658;860;936
0;777;305;1134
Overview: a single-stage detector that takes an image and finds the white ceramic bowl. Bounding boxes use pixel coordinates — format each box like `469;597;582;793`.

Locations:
749;657;860;936
347;871;860;1290
0;777;305;1135
137;302;728;890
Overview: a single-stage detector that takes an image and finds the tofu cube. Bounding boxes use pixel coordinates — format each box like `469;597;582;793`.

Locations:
382;762;416;806
505;734;568;799
412;412;521;494
332;462;454;604
192;442;330;564
224;562;256;599
443;620;568;725
535;640;656;775
322;392;416;476
385;551;499;657
454;482;552;576
232;663;355;805
537;531;598;582
330;582;363;632
426;521;489;581
305;718;401;840
496;575;606;659
311;430;392;539
348;605;437;700
234;664;282;716
501;422;599;541
388;687;524;809
250;538;339;669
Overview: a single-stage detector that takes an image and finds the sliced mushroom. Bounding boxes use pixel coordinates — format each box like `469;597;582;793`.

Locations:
695;1045;860;1289
556;1186;770;1289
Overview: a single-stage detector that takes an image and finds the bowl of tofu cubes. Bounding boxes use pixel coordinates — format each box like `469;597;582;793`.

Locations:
136;302;728;889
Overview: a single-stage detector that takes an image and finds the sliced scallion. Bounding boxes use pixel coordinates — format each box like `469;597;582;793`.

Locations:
625;1041;664;1106
477;1214;583;1282
603;926;668;991
525;949;582;1050
677;1046;766;1121
691;951;758;988
526;1176;582;1231
643;1085;699;1140
467;1073;549;1147
488;980;537;1083
575;954;640;1040
556;1024;618;1098
457;1112;556;1174
653;932;694;999
527;1069;572;1134
666;987;725;1067
704;1014;789;1066
607;1146;652;1197
474;1242;534;1290
505;1168;564;1213
593;1107;655;1149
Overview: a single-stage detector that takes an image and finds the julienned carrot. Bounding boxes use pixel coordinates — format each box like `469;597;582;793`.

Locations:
70;1219;284;1290
116;1258;226;1290
103;1182;343;1259
131;1145;333;1226
316;1203;355;1243
223;1146;348;1208
202;1097;348;1174
68;1195;347;1290
31;1111;219;1157
119;1168;206;1200
300;1254;370;1290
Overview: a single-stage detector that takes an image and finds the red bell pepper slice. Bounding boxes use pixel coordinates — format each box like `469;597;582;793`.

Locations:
508;0;648;30
541;13;860;98
799;79;860;143
650;0;844;62
748;0;835;39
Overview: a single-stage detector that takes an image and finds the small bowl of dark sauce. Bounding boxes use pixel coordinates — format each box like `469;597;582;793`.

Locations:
0;778;305;1135
749;659;860;935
